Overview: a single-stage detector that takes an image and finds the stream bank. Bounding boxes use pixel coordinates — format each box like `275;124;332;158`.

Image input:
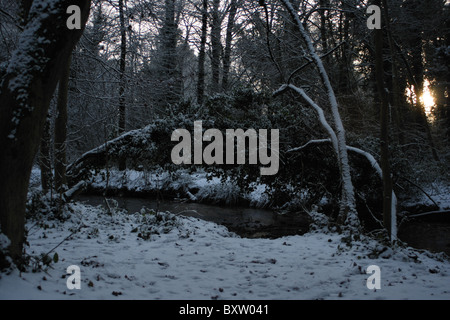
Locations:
75;192;450;256
75;194;311;239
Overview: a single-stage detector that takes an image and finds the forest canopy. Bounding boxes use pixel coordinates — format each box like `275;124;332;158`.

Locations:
0;0;449;265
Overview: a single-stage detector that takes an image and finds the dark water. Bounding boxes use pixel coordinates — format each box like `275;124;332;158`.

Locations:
75;195;310;238
398;218;450;256
75;195;450;255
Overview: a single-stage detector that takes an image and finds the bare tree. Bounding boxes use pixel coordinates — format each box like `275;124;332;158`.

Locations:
39;116;53;194
374;0;396;241
210;0;222;94
54;54;72;192
196;0;208;104
118;0;127;170
276;0;359;231
222;0;239;91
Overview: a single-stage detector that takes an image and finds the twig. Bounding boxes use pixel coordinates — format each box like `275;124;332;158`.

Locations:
407;210;450;219
0;8;23;31
43;224;86;258
397;176;440;209
287;41;346;84
104;197;113;215
287;139;330;153
357;191;383;228
261;1;285;82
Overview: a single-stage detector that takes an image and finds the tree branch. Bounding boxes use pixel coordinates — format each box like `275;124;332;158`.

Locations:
274;83;339;157
287;41;347;84
397;176;440;209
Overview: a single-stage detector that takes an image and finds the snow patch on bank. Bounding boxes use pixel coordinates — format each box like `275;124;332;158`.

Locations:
89;168;270;207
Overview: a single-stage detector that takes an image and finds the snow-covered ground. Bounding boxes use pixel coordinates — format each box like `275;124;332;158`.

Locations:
0;202;449;300
2;167;448;300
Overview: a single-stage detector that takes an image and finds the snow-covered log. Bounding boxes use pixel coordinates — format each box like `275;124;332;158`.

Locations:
63;180;87;203
66;124;160;186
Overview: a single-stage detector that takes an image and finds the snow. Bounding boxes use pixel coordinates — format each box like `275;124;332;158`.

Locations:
3;167;448;300
284;85;339;157
0;232;10;251
401;180;450;212
89;168;270;207
280;0;358;230
4;0;61;139
427;181;450;210
1;202;449;300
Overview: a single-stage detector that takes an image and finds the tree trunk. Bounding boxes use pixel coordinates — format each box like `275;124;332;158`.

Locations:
19;0;33;25
39;116;53;194
374;0;394;241
54;54;72;192
211;0;222;94
337;13;350;95
160;0;181;106
222;0;238;91
197;0;208;105
382;0;404;145
118;0;127;171
0;0;91;264
280;0;359;230
319;0;329;63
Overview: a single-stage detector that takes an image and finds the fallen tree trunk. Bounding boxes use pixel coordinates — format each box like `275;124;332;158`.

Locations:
67;125;156;186
63;180;87;202
66;117;216;187
66;118;190;187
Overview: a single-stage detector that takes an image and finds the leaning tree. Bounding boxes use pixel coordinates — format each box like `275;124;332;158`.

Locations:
273;0;397;240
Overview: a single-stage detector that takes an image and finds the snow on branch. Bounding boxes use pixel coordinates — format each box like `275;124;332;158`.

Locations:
288;139;382;177
287;84;338;153
287;139;331;153
274;84;339;160
288;139;398;241
279;0;358;229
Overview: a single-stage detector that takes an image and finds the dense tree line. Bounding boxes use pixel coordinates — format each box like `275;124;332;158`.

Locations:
0;0;448;266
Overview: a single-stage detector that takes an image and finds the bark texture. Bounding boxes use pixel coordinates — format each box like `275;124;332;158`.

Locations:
0;0;91;263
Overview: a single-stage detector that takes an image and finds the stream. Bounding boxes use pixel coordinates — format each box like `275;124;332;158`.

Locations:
75;195;450;255
75;195;311;239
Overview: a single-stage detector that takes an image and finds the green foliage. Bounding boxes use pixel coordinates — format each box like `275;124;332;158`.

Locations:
21;250;60;273
198;88;330;209
129;88;391;223
25;190;70;221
